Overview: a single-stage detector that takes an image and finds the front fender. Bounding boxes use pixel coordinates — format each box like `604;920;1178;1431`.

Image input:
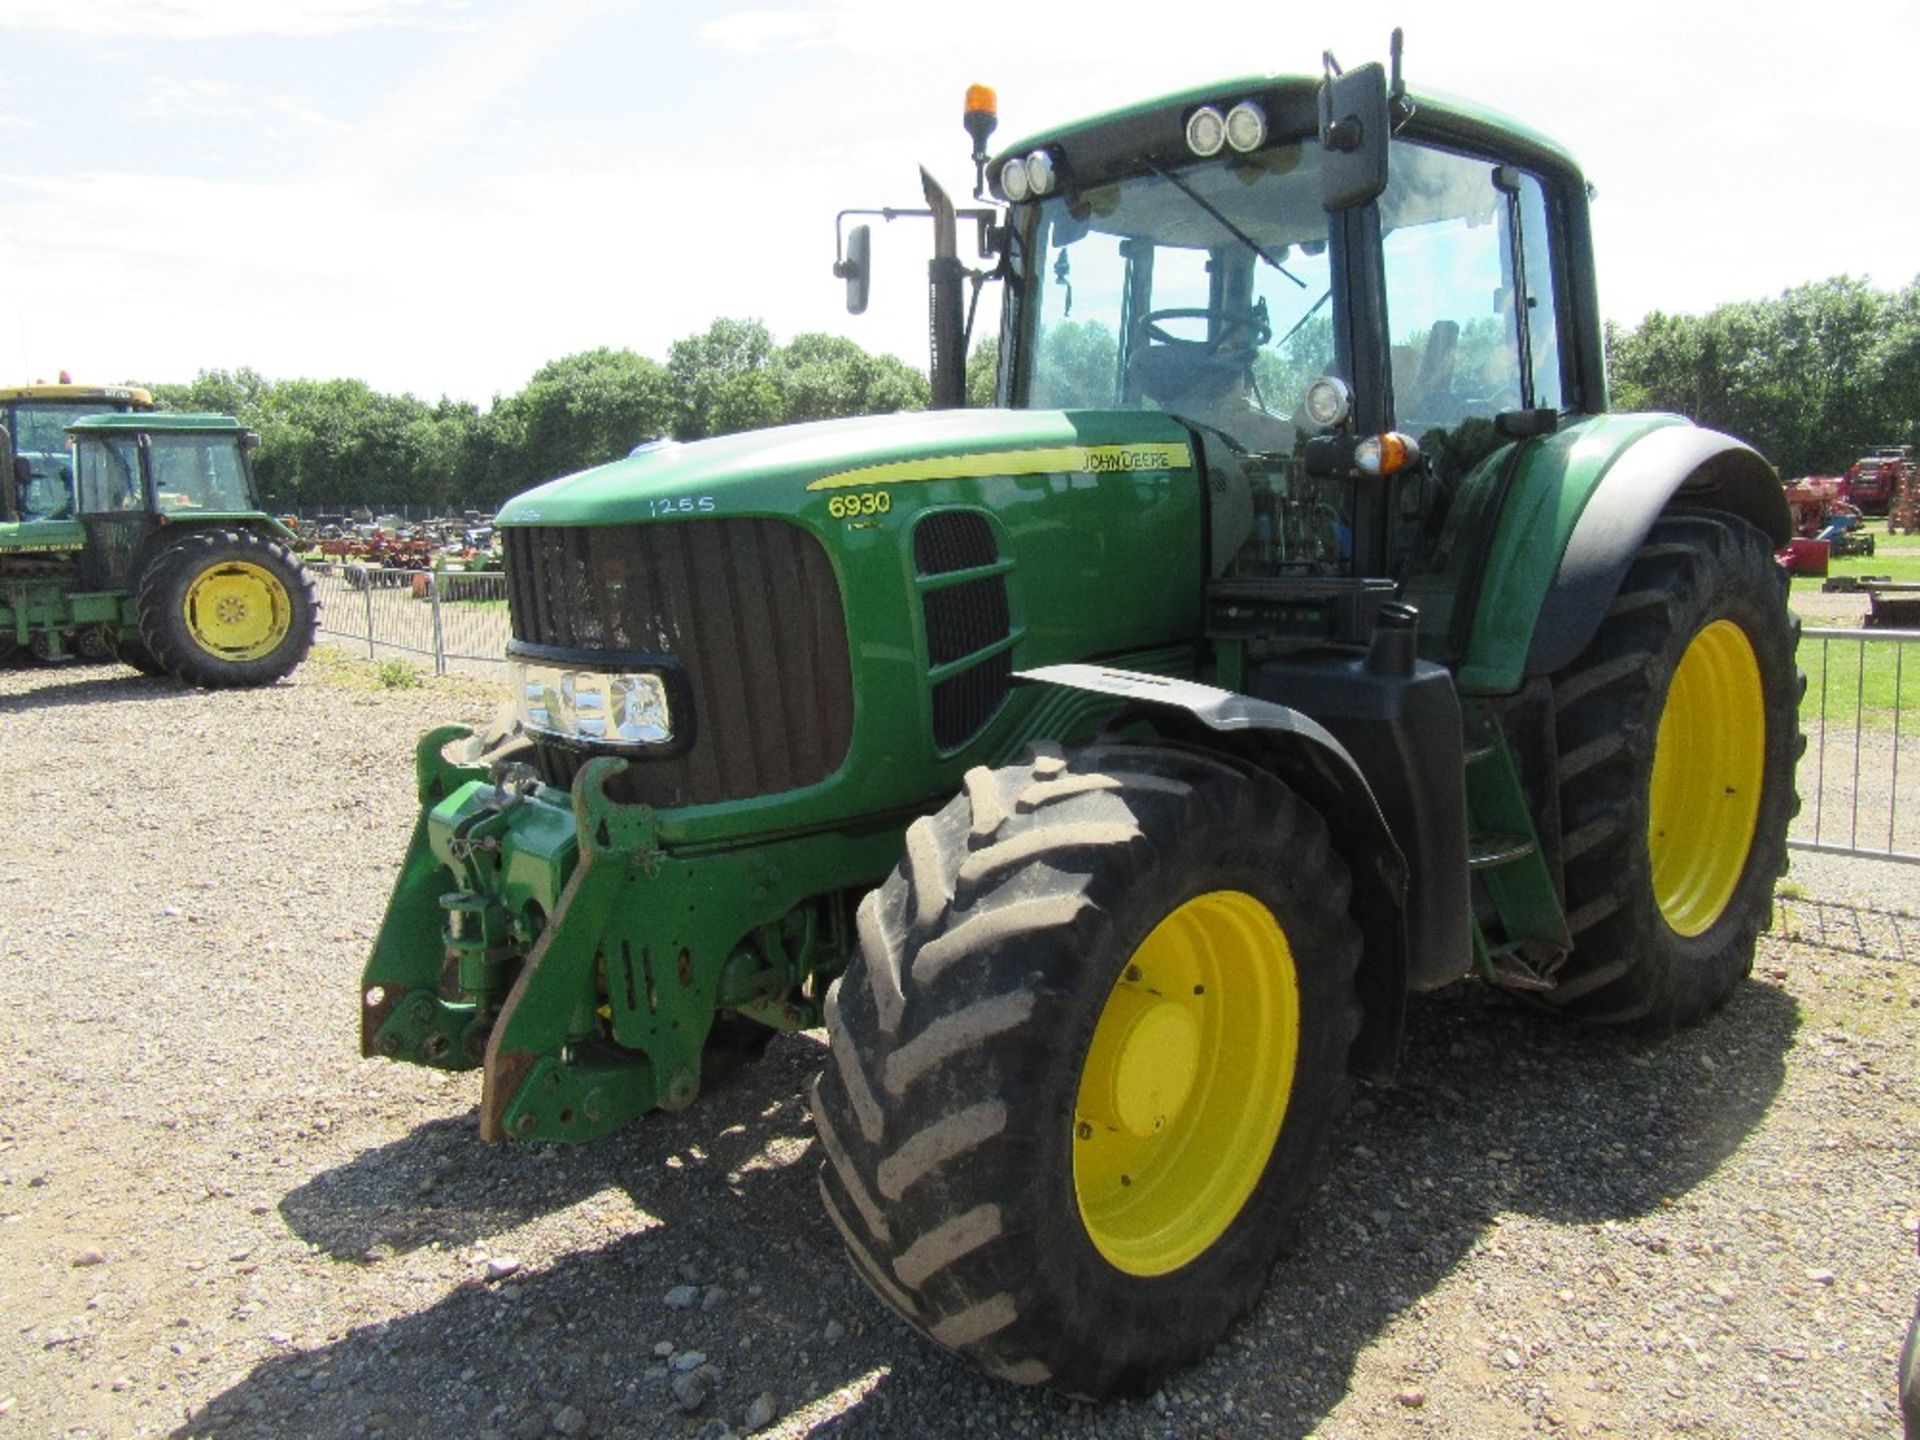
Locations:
1016;663;1409;1080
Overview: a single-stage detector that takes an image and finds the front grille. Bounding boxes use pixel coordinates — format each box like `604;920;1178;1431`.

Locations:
506;519;853;807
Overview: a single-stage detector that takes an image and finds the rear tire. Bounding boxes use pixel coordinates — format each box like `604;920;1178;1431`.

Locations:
137;530;317;689
812;742;1362;1396
1544;512;1800;1029
111;630;168;677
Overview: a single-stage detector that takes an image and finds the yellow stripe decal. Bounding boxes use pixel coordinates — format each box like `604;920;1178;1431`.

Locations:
806;442;1193;492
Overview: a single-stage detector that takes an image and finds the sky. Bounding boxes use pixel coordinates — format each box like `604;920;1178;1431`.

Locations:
2;0;1916;406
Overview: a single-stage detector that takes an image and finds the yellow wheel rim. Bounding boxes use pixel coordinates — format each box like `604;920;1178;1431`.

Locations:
182;560;292;662
1647;619;1766;937
1073;889;1299;1276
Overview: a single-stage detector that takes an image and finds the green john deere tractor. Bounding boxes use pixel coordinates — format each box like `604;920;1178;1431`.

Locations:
0;411;316;684
362;40;1798;1396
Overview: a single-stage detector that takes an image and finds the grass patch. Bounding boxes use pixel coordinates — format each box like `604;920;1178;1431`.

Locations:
1798;630;1918;732
303;643;508;706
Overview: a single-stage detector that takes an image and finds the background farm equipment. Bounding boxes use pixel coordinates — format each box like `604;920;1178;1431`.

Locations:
1843;444;1912;517
1783;476;1874;568
361;45;1799;1396
0;411;315;683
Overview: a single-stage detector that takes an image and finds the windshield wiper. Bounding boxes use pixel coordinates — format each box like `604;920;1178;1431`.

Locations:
1143;158;1306;290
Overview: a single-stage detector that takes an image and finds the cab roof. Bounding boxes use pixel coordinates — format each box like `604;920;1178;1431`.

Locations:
994;74;1583;188
67;412;246;434
0;383;155;407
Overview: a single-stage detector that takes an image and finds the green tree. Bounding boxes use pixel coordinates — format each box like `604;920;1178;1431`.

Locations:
771;332;930;422
1608;276;1920;477
495;348;675;487
668;318;778;440
965;335;1000;408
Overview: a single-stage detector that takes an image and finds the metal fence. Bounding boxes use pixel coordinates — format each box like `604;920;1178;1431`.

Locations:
309;562;510;678
311;567;1919;865
1791;626;1919;865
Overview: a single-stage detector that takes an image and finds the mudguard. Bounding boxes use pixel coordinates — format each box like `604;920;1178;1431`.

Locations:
1450;415;1789;694
1016;663;1411;1080
1524;424;1789;678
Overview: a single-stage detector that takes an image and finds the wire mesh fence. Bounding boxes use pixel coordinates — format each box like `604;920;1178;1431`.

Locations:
309;564;1919;865
1792;626;1920;865
309;563;510;678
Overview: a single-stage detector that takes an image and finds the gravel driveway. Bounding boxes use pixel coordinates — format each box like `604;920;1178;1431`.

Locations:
1;650;1915;1440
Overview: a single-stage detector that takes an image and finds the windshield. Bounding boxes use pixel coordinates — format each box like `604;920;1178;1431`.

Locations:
1014;140;1335;456
11;402;111;455
148;433;253;512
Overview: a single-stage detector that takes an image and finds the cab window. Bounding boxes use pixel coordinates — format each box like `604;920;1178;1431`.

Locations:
148;434;251;512
76;437;144;515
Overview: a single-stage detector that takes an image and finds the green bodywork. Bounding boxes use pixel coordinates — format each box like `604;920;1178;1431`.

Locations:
366;408;1209;1139
0;412;291;657
363;67;1772;1144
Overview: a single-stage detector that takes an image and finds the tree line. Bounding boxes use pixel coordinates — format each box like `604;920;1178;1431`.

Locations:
1606;275;1920;479
147;318;929;513
144;277;1918;513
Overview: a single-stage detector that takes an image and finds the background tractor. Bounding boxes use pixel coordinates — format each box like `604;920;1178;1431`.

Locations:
362;39;1798;1396
0;411;316;683
0;380;156;523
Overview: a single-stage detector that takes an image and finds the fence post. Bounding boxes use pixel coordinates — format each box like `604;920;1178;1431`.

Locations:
428;571;446;676
364;575;376;660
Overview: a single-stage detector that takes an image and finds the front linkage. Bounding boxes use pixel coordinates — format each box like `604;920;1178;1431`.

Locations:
361;727;904;1142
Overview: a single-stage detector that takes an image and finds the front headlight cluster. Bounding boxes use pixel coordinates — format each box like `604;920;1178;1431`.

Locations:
997;146;1062;202
511;657;673;749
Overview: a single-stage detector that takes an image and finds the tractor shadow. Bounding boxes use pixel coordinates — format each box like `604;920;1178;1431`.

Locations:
0;665;193;713
195;980;1799;1439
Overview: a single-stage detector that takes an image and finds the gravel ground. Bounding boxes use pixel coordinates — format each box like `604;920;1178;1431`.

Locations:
1;649;1916;1440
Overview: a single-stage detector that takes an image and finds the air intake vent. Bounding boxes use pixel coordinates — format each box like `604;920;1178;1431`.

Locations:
914;510;998;575
505;519;852;807
933;648;1015;752
922;575;1011;668
912;510;1013;752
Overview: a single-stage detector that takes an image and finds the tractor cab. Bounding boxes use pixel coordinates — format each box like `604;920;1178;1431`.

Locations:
65;413;263;591
981;69;1590;658
0;382;156;523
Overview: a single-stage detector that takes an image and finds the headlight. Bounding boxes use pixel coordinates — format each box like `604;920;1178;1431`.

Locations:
1303;375;1353;429
511;659;673;748
999;156;1031;202
1185;106;1226;157
1225;101;1266;153
1024;149;1057;196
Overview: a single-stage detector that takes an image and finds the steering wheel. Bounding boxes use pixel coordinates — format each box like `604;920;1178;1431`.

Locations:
1136;307;1271;351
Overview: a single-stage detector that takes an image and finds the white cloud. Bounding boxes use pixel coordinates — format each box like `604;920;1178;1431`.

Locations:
696;8;845;53
0;0;466;40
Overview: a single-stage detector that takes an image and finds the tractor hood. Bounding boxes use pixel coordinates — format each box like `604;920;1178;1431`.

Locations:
494;408;1197;527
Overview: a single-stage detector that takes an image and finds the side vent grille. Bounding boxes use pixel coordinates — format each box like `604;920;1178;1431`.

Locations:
914;510;998;576
922;576;1011;668
912;510;1012;752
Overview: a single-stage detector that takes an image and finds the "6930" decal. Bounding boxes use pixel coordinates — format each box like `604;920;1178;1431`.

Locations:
827;490;892;520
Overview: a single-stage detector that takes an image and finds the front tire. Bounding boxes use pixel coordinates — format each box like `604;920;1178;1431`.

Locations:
812;743;1362;1396
1544;512;1799;1028
137;530;317;688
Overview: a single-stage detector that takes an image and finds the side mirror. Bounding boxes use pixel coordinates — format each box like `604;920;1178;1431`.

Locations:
240;429;262;452
1318;60;1389;212
835;224;871;315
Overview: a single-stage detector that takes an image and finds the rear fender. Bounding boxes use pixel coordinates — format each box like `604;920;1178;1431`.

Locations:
1523;424;1788;678
1452;416;1787;692
1016;663;1410;1080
